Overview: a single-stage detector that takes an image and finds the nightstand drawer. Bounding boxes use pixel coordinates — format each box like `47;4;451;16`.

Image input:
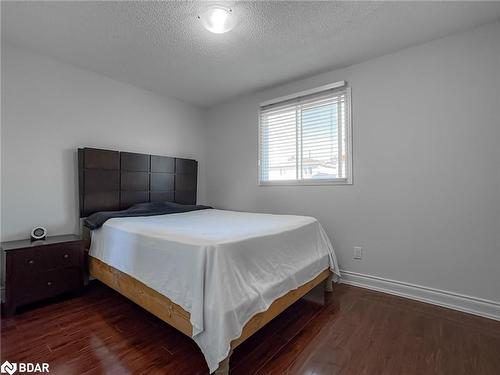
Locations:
41;268;82;297
43;243;82;269
13;268;82;305
10;248;44;273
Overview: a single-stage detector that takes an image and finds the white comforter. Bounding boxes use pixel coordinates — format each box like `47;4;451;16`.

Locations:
89;209;340;373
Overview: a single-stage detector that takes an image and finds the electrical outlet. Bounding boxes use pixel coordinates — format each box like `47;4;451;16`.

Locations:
354;246;363;260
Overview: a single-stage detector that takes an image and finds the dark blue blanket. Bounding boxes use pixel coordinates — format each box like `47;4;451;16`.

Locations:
84;201;211;230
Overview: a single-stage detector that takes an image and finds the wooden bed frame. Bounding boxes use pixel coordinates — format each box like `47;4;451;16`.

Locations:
88;255;332;374
78;147;334;374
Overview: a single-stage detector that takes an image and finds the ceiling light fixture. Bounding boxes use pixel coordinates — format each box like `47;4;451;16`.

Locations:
198;6;235;34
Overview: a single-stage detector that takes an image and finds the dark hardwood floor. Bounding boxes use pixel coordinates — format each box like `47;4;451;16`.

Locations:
2;281;499;375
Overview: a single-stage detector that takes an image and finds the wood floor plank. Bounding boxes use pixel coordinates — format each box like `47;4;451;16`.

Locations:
2;281;499;375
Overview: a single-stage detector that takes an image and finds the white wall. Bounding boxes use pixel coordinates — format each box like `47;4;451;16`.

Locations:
205;22;500;305
1;43;207;241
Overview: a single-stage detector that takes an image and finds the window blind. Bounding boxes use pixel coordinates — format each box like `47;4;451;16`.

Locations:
259;83;351;185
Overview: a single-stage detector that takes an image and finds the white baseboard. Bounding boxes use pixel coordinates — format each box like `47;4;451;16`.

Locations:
339;270;500;321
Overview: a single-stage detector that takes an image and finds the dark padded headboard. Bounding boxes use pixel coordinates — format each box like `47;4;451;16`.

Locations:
78;147;197;217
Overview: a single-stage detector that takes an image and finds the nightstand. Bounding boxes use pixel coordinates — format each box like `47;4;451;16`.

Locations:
1;234;84;315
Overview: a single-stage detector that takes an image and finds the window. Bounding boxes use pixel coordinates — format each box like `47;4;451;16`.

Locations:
259;81;352;185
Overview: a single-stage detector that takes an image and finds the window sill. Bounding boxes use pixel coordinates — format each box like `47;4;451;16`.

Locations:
259;179;352;186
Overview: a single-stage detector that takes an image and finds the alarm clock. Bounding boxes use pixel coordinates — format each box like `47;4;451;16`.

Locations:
30;227;47;241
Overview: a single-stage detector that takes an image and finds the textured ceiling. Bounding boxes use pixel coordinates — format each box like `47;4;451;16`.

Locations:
2;1;500;108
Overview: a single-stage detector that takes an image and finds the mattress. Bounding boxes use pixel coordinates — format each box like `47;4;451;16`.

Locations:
89;208;340;373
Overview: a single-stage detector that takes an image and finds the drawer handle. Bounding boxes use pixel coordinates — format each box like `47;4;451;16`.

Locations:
63;254;69;259
47;281;52;287
28;259;35;265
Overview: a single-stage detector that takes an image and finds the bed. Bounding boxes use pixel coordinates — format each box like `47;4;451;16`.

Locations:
78;147;340;374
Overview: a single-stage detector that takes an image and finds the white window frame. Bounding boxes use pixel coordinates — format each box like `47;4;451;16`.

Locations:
258;81;353;186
